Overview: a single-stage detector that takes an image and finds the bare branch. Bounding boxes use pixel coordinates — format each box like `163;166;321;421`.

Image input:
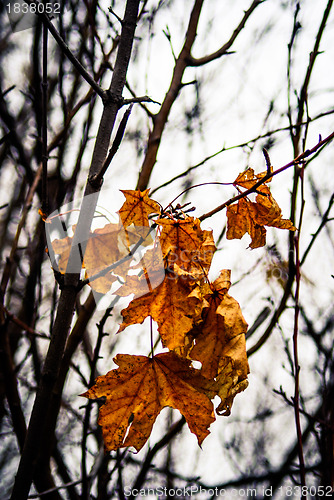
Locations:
187;0;265;67
199;131;334;222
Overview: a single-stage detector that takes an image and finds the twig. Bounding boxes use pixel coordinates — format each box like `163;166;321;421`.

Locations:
90;104;134;188
41;17;48;215
10;2;141;498
27;479;84;498
0;162;43;298
123;95;160;106
300;192;334;266
165;182;233;210
81;299;116;499
0;304;49;339
25;1;105;99
0;318;27;452
199;131;334;221
129;417;186;496
187;0;264;66
292;168;307;491
262;148;272;175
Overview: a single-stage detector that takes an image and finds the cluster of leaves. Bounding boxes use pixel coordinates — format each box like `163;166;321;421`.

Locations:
50;169;295;452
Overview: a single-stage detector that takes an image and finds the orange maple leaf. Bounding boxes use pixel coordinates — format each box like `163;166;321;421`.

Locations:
117;270;202;350
226;168;296;248
81;352;216;451
51;220;151;293
233;167;268;189
118;189;161;228
157;217;216;275
215;357;249;416
51;222;126;293
189;271;249;382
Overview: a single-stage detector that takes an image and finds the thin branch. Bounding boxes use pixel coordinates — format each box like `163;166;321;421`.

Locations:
300;192;334;266
25;1;105;98
123;95;160;106
0;319;27;452
0;304;50;339
151;110;334;195
90;104;134;188
27;479;84;498
187;0;265;66
262;148;272;175
41;17;49;215
292;169;307;491
199;131;334;222
81;299;116;499
0;162;43;299
10;2;141;498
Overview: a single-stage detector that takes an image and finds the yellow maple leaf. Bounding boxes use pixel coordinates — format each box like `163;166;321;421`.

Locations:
81;352;216;451
118;189;161;228
157;217;216;275
51;222;125;293
226;168;296;248
215;357;249;416
117;270;202;350
189;271;249;381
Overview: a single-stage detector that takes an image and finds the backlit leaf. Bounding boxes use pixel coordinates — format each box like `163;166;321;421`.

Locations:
118;189;161;228
117;270;202;350
226;168;296;248
81;352;216;451
157;217;216;275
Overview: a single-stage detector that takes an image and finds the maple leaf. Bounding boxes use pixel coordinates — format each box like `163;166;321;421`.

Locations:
114;245;165;297
51;222;125;293
226;168;296;248
226;198;267;249
117;270;202;350
50;217;159;293
81;352;216;451
215;357;249;416
233;167;268;189
118;189;161;228
157;217;216;275
189;271;249;380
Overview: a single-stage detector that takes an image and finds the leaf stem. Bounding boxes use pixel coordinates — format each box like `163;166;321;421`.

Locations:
150;317;154;358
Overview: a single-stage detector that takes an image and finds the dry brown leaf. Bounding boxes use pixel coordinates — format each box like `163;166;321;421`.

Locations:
118;189;161;228
226;168;296;248
215;357;249;416
189;271;248;380
51;217;157;293
117;271;202;350
157;217;216;275
81;352;216;451
51;222;127;293
233;167;268;189
251;185;296;230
